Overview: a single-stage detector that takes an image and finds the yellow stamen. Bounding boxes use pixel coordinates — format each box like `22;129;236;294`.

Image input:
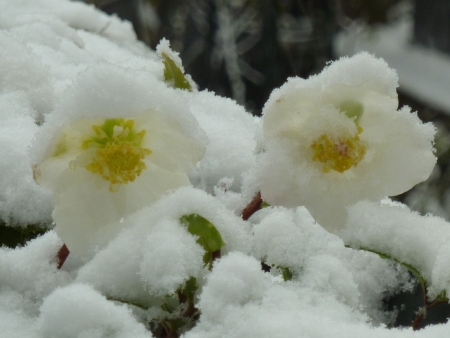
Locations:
86;142;151;191
81;118;152;191
311;128;366;173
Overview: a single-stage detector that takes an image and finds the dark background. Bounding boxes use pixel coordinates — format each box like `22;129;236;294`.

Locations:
84;0;418;113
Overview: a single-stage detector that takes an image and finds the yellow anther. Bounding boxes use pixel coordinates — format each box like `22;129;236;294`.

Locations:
311;129;366;173
86;142;151;191
80;118;152;191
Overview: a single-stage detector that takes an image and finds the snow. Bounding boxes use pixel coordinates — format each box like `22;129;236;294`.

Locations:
0;231;72;316
335;14;450;115
38;284;152;338
250;206;411;324
343;199;450;301
75;187;252;309
0;0;449;337
187;89;259;197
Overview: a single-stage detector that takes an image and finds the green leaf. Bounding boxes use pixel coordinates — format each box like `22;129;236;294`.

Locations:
161;52;192;91
180;214;225;254
106;296;150;311
351;245;428;294
0;221;49;248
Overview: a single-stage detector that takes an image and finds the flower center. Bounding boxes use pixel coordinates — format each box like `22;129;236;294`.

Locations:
82;118;152;190
86;142;151;187
311;127;366;173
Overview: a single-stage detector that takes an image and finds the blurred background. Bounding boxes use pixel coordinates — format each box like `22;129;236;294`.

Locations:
81;0;450;220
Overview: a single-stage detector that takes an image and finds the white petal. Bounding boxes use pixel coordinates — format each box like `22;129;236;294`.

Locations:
123;160;191;215
135;110;206;172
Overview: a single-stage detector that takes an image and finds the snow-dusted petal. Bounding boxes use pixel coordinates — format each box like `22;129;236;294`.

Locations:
259;52;436;231
31;63;207;260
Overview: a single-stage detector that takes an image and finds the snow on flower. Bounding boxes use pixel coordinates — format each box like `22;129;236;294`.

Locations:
259;52;436;232
32;65;206;261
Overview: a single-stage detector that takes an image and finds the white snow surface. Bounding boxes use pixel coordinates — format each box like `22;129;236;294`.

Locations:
1;1;450;338
343;199;450;301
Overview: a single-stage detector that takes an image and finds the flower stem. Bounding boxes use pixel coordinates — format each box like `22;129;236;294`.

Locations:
57;244;69;269
411;296;449;330
242;191;262;220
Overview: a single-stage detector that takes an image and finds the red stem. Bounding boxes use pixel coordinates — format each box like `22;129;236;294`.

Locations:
242;191;262;221
412;298;447;330
57;244;70;269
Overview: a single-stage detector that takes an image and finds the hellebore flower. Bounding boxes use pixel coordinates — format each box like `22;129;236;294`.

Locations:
258;52;436;233
35;111;205;260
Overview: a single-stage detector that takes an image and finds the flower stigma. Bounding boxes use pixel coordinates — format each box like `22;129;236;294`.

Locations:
311;127;366;173
82;118;152;191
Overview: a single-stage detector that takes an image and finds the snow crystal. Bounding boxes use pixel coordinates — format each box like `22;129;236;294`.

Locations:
0;0;136;43
251;206;343;275
0;231;72;315
319;51;399;97
187;90;259;198
0;31;54;116
138;219;205;297
0;94;53;225
0;306;38;338
195;252;270;322
38;284;151;338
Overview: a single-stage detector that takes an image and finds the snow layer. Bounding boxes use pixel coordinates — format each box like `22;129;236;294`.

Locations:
250;206;410;324
184;253;407;338
187;89;260;213
76;187;252;306
38;284;152;338
343;199;450;300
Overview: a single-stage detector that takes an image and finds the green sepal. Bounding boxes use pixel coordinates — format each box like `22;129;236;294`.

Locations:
180;214;225;254
260;201;271;209
161;52;192;91
339;100;363;122
279;266;293;281
180;277;198;304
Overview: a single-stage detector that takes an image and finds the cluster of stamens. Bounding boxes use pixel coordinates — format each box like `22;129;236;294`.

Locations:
82;118;152;191
311;126;366;173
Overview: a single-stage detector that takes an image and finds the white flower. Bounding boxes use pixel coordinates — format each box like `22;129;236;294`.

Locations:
35;110;205;260
258;52;436;233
